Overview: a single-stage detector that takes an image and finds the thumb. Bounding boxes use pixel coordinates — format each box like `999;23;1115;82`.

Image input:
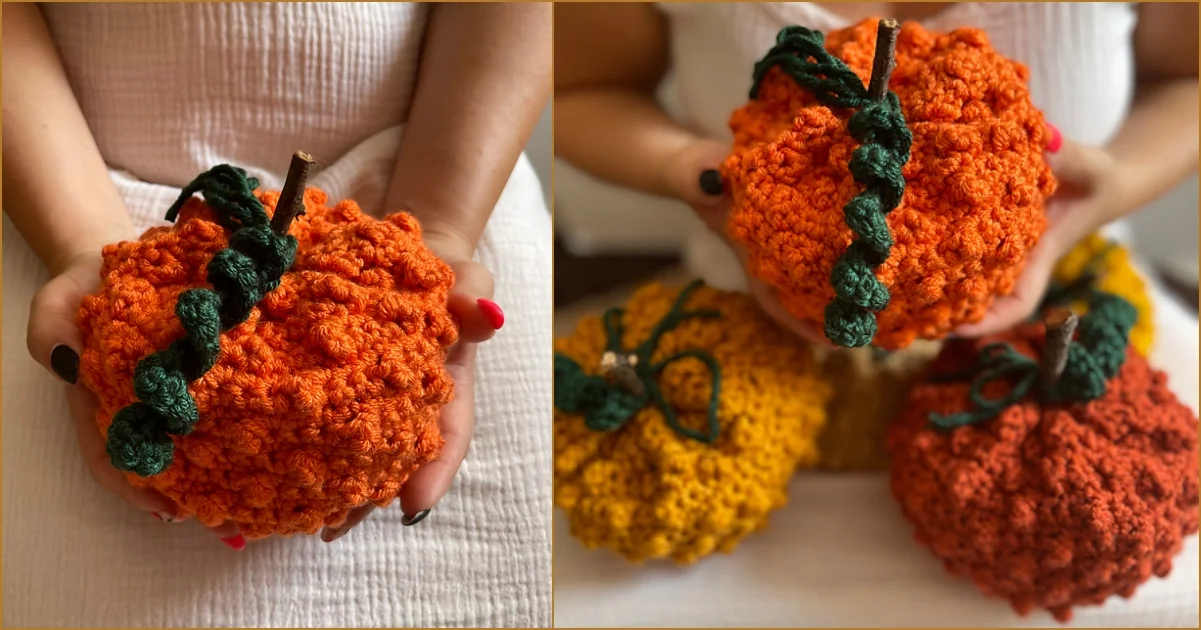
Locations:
665;138;733;209
1045;136;1107;191
27;261;98;384
446;259;500;345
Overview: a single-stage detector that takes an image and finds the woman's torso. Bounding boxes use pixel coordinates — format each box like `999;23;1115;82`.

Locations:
41;2;428;189
659;2;1139;146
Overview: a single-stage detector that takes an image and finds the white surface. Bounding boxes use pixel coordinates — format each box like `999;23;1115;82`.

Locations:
4;4;551;626
553;275;1200;629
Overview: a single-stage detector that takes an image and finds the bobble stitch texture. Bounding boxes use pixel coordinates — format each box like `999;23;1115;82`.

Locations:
888;327;1199;622
78;183;458;538
723;19;1056;350
750;25;913;348
553;283;831;563
107;165;298;476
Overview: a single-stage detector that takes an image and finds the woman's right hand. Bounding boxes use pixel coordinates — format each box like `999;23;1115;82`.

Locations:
25;252;184;523
666;138;836;347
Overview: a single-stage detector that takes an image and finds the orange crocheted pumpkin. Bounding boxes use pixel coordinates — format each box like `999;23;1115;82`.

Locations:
77;156;457;539
888;294;1198;622
722;19;1055;350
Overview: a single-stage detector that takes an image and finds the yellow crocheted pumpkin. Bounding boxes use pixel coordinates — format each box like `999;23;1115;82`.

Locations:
553;281;831;563
1051;235;1154;356
814;341;942;471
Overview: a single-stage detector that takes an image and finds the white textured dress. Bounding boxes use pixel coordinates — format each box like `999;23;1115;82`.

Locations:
3;3;551;627
553;3;1199;627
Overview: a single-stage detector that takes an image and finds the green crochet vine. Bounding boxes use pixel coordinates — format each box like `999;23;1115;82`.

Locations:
554;280;724;444
1038;241;1118;313
750;24;913;348
106;165;299;477
929;289;1138;430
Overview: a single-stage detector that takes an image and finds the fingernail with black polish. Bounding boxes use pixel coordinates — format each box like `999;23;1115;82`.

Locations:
50;345;80;385
698;170;724;196
401;509;431;527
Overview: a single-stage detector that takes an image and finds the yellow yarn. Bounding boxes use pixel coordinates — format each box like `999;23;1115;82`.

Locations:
814;341;942;471
553;282;831;563
1052;234;1155;356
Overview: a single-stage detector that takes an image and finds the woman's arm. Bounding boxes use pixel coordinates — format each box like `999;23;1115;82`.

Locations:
382;2;552;255
2;3;134;275
554;3;719;204
355;2;551;529
1102;2;1199;217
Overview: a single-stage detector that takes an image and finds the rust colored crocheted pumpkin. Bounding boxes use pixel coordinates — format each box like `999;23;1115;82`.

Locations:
553;281;831;563
887;293;1198;622
722;19;1055;350
77;157;457;539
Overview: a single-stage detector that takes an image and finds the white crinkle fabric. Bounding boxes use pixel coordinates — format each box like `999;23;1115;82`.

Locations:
4;3;550;627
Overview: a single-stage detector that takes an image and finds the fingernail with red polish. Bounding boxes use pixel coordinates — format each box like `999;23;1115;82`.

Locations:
477;299;505;330
1047;124;1062;154
220;534;246;551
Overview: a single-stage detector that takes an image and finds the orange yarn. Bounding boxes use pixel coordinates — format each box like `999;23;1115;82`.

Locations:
723;19;1056;350
888;328;1199;622
77;187;458;539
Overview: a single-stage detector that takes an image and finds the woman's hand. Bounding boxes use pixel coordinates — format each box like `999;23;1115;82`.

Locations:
25;255;188;518
953;132;1122;338
28;252;256;549
319;229;503;543
317;2;543;542
669;138;836;347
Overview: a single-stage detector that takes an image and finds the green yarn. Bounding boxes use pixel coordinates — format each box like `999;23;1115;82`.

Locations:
928;290;1138;430
554;280;724;443
1039;241;1118;314
751;26;912;348
106;165;299;477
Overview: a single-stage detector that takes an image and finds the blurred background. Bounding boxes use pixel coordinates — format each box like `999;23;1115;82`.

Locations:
527;101;553;212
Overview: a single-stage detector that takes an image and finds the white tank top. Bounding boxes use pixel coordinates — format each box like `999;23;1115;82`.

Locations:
40;2;428;228
655;2;1139;289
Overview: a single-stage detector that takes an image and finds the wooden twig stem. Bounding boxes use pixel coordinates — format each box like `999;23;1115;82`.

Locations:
601;351;646;397
271;150;316;235
867;18;901;102
1040;307;1079;389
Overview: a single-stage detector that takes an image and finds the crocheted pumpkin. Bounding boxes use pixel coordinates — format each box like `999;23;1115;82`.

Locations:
888;292;1198;622
1051;234;1154;356
814;341;941;470
553;281;831;563
77;156;457;539
722;19;1055;350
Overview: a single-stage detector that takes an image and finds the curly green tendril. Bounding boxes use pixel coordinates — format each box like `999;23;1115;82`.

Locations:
751;25;913;348
106;165;298;477
928;290;1137;430
553;280;724;444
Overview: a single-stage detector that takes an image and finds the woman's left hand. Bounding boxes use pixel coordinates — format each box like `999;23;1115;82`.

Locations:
953;131;1121;338
320;228;503;542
